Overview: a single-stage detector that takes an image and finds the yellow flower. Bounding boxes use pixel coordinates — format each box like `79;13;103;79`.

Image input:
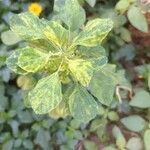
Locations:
28;3;42;16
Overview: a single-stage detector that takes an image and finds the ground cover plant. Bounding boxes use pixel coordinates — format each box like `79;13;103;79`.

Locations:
5;0;118;123
0;0;150;149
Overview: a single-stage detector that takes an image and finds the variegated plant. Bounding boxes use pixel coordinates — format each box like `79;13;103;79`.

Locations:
6;0;117;123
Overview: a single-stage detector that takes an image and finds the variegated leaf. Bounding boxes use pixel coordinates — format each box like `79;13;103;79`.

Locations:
69;84;98;123
49;100;69;119
10;12;46;41
77;45;108;68
77;45;106;58
43;21;69;49
60;0;86;31
17;47;48;73
29;72;62;114
28;39;56;53
69;59;94;86
73;18;113;47
48;82;75;119
10;13;59;52
6;50;27;74
89;65;117;106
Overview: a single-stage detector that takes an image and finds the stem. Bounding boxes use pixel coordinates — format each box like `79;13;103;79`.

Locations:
57;59;64;72
115;85;133;104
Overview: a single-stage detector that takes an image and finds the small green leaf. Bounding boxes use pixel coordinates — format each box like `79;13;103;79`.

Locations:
83;140;97;150
116;69;131;88
121;115;146;132
127;6;148;33
120;27;132;42
112;126;126;150
17;47;48;73
1;30;21;45
73;18;113;47
129;90;150;108
144;129;150;150
85;0;96;7
69;84;98;123
23;140;33;149
35;129;50;149
2;140;13;150
69;59;94;86
103;146;117;150
60;0;86;31
107;111;119;121
126;137;143;150
29;72;62;114
115;0;130;14
89;66;117;106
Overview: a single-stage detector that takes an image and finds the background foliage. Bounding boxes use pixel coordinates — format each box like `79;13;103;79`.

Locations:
0;0;150;150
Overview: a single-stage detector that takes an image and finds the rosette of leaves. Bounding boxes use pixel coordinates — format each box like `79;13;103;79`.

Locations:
6;0;116;123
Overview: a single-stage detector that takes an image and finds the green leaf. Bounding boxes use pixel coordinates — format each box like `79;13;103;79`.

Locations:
115;0;130;14
116;69;131;88
77;45;106;58
69;84;98;123
107;111;119;121
77;45;108;69
10;13;56;52
60;0;86;31
121;115;146;132
0;95;8;112
6;50;27;74
29;72;62;114
28;39;56;53
83;140;97;150
10;12;46;40
17;47;48;73
23;140;33;149
49;83;75;119
127;6;148;33
1;30;21;45
129;90;150;108
49;100;69;119
90;118;107;132
35;129;50;149
148;71;150;90
120;27;131;42
89;66;117;106
144;129;150;150
18;110;33;123
126;137;143;150
114;44;135;61
54;0;65;12
2;140;13;150
112;126;126;150
69;59;95;86
73;18;113;47
103;146;117;150
85;0;96;7
43;21;69;49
